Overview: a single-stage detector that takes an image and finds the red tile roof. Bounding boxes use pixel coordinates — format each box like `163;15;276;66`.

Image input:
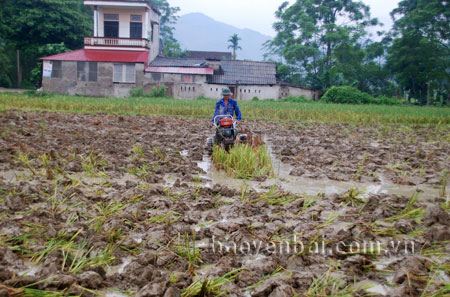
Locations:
146;66;214;75
41;49;150;64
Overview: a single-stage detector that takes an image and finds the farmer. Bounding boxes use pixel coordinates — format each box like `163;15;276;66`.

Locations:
211;87;242;125
211;87;242;145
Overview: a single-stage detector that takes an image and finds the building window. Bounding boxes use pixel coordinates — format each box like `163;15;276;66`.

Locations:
113;63;136;83
77;62;97;82
51;61;62;79
104;21;119;38
104;14;119;20
131;15;142;22
130;22;142;39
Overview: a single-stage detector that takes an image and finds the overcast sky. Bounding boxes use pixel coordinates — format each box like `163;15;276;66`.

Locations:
167;0;401;37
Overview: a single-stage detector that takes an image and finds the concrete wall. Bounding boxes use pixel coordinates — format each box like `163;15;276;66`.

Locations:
142;72;319;100
203;85;228;99
282;85;320;100
42;61;145;98
235;85;279;100
143;72;207;99
148;9;160;62
203;85;317;101
289;87;320;100
143;72;281;100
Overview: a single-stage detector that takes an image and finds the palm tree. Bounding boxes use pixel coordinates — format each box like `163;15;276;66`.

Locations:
228;34;242;60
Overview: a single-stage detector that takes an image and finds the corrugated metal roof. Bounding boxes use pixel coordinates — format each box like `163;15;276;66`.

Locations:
208;60;277;85
187;51;232;60
40;49;150;63
150;56;207;67
146;66;214;75
149;57;278;85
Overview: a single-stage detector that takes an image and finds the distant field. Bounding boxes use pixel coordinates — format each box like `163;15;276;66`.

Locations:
0;92;449;125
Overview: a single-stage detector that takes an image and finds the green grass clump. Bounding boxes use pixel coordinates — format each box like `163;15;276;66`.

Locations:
1;92;449;125
212;144;273;179
181;269;242;297
383;191;424;223
174;233;203;273
31;230;116;274
305;269;355;296
147;211;180;225
251;186;301;206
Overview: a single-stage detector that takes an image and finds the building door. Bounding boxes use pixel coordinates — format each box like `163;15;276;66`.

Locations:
130;22;142;39
229;86;236;99
104;21;119;38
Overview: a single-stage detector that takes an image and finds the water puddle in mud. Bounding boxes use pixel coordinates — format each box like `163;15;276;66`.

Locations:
18;261;41;277
194;238;210;249
106;257;133;277
194;220;217;232
191;140;447;200
98;289;130;297
111;173;141;187
197;156;211;173
373;257;402;271
354;280;390;296
1;169;33;184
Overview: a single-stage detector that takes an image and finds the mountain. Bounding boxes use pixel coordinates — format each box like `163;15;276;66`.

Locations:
173;13;272;61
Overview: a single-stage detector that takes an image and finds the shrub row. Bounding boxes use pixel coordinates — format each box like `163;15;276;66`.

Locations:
321;86;402;105
130;86;166;98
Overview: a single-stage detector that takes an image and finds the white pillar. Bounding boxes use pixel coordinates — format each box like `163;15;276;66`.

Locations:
94;6;98;37
145;8;150;39
98;8;103;37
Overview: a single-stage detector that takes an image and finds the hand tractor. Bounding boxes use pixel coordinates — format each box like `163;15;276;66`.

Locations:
206;115;248;153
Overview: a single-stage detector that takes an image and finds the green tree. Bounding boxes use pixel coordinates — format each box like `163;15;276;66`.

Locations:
31;43;70;88
148;0;179;41
267;0;378;91
162;39;189;58
2;0;91;50
386;0;449;105
1;0;91;87
357;41;396;97
228;34;242;60
148;0;187;57
0;39;12;88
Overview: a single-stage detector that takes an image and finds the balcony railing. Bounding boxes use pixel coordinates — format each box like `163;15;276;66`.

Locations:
84;37;150;48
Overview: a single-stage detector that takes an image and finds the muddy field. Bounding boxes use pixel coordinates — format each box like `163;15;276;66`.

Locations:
0;110;449;297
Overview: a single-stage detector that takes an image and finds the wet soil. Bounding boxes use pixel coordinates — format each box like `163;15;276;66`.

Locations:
0;110;449;296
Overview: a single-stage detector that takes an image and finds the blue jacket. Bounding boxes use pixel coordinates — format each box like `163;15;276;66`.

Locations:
212;98;242;124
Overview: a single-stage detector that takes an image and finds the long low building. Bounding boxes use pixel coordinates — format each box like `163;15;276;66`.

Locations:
145;56;319;100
